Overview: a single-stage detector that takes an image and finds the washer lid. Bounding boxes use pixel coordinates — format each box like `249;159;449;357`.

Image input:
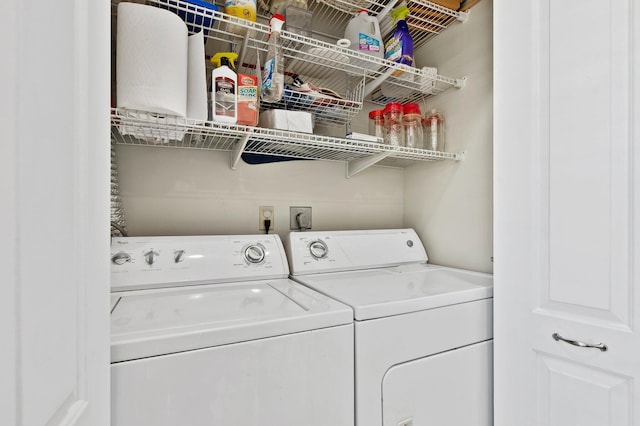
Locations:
292;264;493;320
111;278;353;362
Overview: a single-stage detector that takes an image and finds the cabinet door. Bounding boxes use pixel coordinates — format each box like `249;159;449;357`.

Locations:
494;0;640;425
0;1;110;425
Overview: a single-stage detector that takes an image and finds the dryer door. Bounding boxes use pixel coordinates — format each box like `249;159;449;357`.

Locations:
382;340;493;426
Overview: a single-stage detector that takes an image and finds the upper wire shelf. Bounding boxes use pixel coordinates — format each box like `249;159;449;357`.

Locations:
310;0;467;50
113;0;465;108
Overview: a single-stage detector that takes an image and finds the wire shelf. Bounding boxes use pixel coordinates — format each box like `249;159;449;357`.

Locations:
113;0;464;108
111;1;466;173
111;108;461;174
309;0;466;50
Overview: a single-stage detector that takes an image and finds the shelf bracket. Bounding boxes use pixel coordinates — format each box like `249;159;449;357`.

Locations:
455;76;467;89
454;151;466;160
231;134;251;169
364;68;396;99
346;151;392;178
457;10;470;23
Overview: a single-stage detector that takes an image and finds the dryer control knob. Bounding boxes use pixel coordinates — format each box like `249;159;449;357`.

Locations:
309;240;328;259
174;250;186;263
244;245;265;264
111;252;131;265
144;250;159;266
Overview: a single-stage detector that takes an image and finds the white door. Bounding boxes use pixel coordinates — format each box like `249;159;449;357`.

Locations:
1;1;110;425
494;0;640;425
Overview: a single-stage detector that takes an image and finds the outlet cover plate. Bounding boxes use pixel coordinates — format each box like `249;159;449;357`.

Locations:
259;206;274;230
290;206;312;230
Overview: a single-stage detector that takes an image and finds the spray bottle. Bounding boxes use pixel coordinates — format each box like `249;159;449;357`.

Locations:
384;5;414;76
210;52;238;124
262;14;285;103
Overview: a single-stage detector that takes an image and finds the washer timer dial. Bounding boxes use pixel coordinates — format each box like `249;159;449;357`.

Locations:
243;244;266;264
111;252;131;265
309;239;329;259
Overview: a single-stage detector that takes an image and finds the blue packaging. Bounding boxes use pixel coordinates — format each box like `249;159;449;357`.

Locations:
156;0;218;36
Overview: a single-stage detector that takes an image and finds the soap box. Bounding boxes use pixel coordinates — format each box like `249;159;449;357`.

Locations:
237;73;258;126
259;109;314;133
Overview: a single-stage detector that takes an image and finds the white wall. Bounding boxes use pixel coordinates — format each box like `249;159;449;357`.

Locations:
115;145;404;240
404;0;493;273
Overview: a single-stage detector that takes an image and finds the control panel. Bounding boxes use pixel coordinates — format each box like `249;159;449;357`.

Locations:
286;229;428;276
111;235;289;292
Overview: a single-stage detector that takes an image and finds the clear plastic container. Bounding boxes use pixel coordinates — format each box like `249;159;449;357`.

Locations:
368;110;385;142
402;103;422;148
383;102;404;146
284;5;312;38
424;109;445;151
262;14;285;103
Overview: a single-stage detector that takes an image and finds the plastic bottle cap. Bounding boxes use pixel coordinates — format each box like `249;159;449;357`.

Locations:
211;51;238;69
270;14;285;33
369;110;384;119
383;102;403;113
391;5;411;22
402;102;421;115
358;9;369;15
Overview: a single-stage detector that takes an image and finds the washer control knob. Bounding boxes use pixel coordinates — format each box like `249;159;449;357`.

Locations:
144;250;159;266
111;252;131;265
309;240;329;259
244;245;265;264
174;250;186;263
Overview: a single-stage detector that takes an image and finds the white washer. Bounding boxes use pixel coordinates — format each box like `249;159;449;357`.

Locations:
286;229;493;426
110;234;354;426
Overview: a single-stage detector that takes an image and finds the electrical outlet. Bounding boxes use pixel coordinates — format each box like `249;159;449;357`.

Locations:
259;206;274;231
290;206;312;230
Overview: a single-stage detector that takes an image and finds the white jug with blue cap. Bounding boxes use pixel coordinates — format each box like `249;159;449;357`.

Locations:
344;9;384;62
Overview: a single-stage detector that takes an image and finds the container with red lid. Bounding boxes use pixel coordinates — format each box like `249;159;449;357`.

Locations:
383;102;404;146
424;109;445;151
402;103;423;148
368;110;385;142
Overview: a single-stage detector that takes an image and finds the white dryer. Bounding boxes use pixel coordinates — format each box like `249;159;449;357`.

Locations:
286;229;493;426
110;234;354;426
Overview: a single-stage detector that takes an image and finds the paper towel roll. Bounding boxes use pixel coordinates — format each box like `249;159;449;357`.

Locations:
187;31;208;121
117;2;188;117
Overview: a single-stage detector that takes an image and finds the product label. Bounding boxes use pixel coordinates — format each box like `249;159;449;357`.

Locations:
225;0;256;21
215;76;236;117
384;37;402;62
262;58;274;91
237;73;258;126
358;33;381;53
238;86;257;99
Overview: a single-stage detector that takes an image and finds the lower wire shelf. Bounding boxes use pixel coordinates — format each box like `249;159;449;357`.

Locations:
110;108;463;177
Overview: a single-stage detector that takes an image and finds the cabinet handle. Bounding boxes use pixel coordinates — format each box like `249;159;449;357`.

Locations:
552;333;607;352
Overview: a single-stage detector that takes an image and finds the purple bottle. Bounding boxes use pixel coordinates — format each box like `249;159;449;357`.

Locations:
384;5;414;76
